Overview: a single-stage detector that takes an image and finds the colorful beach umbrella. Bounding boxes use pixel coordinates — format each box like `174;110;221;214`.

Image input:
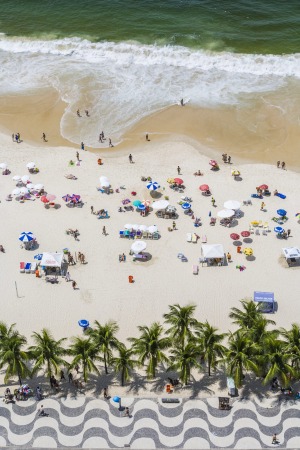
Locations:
34;254;43;260
71;194;80;202
199;184;209;191
174;178;183;185
209;160;218;167
40;196;49;203
181;202;191;210
62;194;73;202
230;233;240;240
132;200;142;207
146;181;160;191
142;200;151;206
259;184;268;190
78;319;89;328
241;231;250;238
243;248;253;256
277;209;287;217
19;232;35;242
231;169;240;176
167;178;175;183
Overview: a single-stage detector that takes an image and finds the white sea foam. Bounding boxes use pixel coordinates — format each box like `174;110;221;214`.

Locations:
0;34;299;145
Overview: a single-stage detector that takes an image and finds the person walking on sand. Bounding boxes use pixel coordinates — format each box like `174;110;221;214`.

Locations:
72;280;77;290
281;161;286;170
277;161;280;168
65;271;71;282
172;221;176;230
287;229;291;237
146;133;150;141
76;151;79;161
109;138;113;147
81;142;85;151
180;98;184;106
77;109;81;117
42;132;46;142
12;133;14;142
85;109;89;116
102;226;106;235
99;133;103;143
103;387;108;399
228;155;231;164
261;202;265;211
177;166;181;175
211;197;216;207
129;154;133;163
91;206;94;214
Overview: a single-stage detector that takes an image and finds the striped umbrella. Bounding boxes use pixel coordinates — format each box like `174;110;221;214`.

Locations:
146;181;160;191
34;254;43;260
19;232;35;242
62;194;73;202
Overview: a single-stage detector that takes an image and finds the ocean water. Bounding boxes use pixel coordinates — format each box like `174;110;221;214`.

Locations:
0;0;300;146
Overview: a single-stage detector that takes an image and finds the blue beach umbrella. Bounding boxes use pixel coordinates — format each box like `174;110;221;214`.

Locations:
181;202;191;210
34;254;43;260
78;319;89;328
113;396;121;403
274;226;284;234
137;204;146;211
19;232;35;242
146;181;160;191
132;200;142;207
277;209;287;217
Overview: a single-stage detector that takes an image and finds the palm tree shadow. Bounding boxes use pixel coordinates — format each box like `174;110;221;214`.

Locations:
188;372;219;399
88;371;115;397
126;372;148;395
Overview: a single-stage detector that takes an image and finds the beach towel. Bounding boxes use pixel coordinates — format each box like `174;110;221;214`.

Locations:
276;193;286;199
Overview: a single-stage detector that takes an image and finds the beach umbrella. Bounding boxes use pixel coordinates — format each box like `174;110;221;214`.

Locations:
132;200;142;207
217;209;235;218
199;184;209;191
41;196;49;203
131;241;147;254
138;225;148;231
19;232;35;242
152;200;169;210
230;233;240;240
34;254;43;260
209;160;218;167
259;184;268;190
148;225;158;234
124;224;133;230
99;176;109;182
137;204;146;210
26;162;35;169
0;163;7;169
274;226;284;234
174;178;183;185
71;194;80;201
12;175;21;181
167;178;175;183
231;169;240;176
12;188;21;196
113;396;120;403
181;202;191;210
146;181;160;191
62;194;73;202
46;194;56;202
141;200;151;207
78;319;89;328
132;224;140;231
277;209;287;217
27;183;34;189
21;175;30;184
20;187;29;195
101;181;110;188
224;200;241;210
243;248;253;256
241;231;250;238
34;183;44;190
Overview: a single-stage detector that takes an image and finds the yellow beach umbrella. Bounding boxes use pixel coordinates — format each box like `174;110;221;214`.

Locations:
167;178;175;184
243;248;253;256
251;221;259;226
231;169;240;176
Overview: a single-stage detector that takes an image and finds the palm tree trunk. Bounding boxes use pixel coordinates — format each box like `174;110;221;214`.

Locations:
18;371;22;386
121;369;124;386
208;359;211;376
104;354;108;374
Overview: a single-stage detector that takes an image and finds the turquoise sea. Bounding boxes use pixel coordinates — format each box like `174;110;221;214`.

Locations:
0;0;300;145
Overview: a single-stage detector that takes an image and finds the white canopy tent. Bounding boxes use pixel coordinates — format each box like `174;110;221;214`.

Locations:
41;252;63;268
282;247;300;262
201;244;224;259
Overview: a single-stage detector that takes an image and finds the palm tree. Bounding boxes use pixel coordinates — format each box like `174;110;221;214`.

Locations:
262;336;295;387
167;343;200;385
29;329;68;378
229;299;275;331
88;321;120;374
112;345;138;386
249;317;277;345
224;331;259;388
0;326;30;385
129;322;170;379
280;324;300;375
69;337;101;382
196;321;226;376
163;304;198;347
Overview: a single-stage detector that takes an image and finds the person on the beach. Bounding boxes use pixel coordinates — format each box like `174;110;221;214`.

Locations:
68;372;73;383
81;142;85;151
99;133;103;143
12;133;14;142
211;197;216;207
129;154;133;163
146;133;150;141
177;166;181;175
272;434;278;444
287;229;291;237
85;109;89;116
104;387;108;399
109;138;113;147
72;280;77;290
65;272;70;282
180;98;184;106
172;221;176;230
39;405;49;417
60;370;65;381
102;226;106;235
42;133;46;142
77;109;81;117
281;161;286;170
91;206;94;214
124;407;130;417
228;155;231;164
227;252;231;262
274;189;278;195
76;151;79;161
277;161;280;168
101;131;105;140
261;202;265;211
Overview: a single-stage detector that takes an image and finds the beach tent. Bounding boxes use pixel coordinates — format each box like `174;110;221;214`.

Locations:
40;252;63;268
201;244;224;260
282;247;300;266
254;291;275;313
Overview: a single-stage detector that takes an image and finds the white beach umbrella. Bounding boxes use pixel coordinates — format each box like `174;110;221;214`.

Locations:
217;209;235;218
224;200;241;210
20;187;29;195
34;183;44;190
101;180;110;188
0;163;7;169
99;176;109;183
152;200;170;210
21;175;30;184
148;225;158;233
12;188;21;196
27;183;34;189
12;175;21;181
131;240;147;254
26;162;35;169
124;224;133;230
138;224;148;231
132;224;140;231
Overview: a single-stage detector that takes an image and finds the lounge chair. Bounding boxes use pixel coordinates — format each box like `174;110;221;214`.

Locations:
25;263;31;273
135;231;142;239
249;225;254;234
193;265;199;275
152;232;159;240
142;231;148;239
119;231;125;238
186;233;192;242
258;221;263;227
20;262;25;273
192;233;197;243
31;262;37;273
255;228;260;235
202;235;207;243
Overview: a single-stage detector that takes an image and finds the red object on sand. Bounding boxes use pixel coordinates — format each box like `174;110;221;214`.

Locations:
131;191;137;196
40;196;49;203
259;184;268;190
199;184;209;191
241;231;251;237
209;160;218;166
230;233;240;240
174;178;183;185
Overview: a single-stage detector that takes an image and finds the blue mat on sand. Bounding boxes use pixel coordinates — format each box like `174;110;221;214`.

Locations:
275;193;286;199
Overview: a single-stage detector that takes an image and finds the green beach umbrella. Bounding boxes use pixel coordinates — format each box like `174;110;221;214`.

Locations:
133;200;142;207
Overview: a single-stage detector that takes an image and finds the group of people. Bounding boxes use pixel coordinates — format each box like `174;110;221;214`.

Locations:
277;161;286;169
77;109;89;117
222;153;232;164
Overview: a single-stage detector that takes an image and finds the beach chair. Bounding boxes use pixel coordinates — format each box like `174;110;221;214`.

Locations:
119;231;125;238
192;233;197;243
31;262;37;273
124;230;130;238
193;265;199;275
263;222;269;231
202;235;207;243
147;233;153;240
262;229;267;236
142;231;148;239
20;262;25;273
186;233;192;242
25;263;31;273
135;231;142;239
152;232;159;240
255;228;260;235
258;221;263;227
177;253;184;259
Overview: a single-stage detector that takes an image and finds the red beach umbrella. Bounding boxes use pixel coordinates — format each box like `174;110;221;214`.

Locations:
209;160;218;167
241;231;251;238
259;184;268;190
40;196;49;203
199;184;209;191
230;233;240;240
174;178;183;185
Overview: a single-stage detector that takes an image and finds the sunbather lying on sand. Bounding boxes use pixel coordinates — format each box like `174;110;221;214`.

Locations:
65;174;77;180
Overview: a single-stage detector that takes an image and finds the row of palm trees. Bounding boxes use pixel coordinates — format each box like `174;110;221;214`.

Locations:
0;300;299;389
